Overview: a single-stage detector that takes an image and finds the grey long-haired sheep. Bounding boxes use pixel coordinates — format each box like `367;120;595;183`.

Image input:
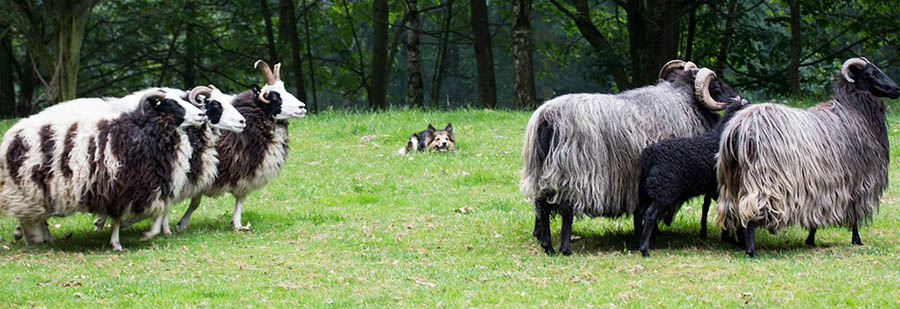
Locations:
174;60;307;232
636;97;750;257
716;57;900;257
0;91;207;250
521;60;741;255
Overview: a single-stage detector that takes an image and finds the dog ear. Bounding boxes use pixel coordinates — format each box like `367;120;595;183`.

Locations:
444;122;453;133
427;124;436;132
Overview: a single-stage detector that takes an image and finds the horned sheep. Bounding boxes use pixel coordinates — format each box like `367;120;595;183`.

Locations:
0;90;206;250
520;60;741;255
716;57;900;257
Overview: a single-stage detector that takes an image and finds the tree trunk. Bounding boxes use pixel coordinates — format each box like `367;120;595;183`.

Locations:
430;0;454;105
715;0;740;74
278;0;308;103
17;51;36;116
470;0;497;108
7;0;95;103
511;0;537;108
684;5;697;61
406;0;425;109
56;0;94;102
182;1;197;89
787;0;802;96
302;0;318;113
0;23;16;117
371;0;389;110
260;0;279;63
625;0;684;87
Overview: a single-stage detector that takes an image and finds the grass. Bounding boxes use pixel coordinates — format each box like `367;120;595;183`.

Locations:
1;102;900;306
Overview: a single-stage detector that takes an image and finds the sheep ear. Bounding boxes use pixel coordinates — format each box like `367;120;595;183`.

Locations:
251;84;261;93
444;122;453;133
427;124;436;132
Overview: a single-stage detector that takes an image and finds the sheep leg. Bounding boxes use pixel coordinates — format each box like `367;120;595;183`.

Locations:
140;215;166;241
558;202;574;256
532;215;540;240
538;202;555;255
93;215;107;231
532;198;547;240
851;222;863;246
632;210;643;248
160;212;172;236
639;202;664;257
232;196;251;231
13;223;23;242
176;196;203;232
805;228;816;246
110;219;123;251
699;196;711;238
743;221;757;258
40;220;57;242
19;219;45;245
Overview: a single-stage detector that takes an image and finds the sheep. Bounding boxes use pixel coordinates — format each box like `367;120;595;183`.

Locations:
0;90;207;250
521;60;741;255
174;60;307;232
89;85;248;238
636;97;749;257
716;57;900;257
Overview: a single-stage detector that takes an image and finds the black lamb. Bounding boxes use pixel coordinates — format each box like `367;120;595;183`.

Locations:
635;97;749;257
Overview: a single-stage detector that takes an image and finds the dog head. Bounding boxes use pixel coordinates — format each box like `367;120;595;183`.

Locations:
425;123;455;152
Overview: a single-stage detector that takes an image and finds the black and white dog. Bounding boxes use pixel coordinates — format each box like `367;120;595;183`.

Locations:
398;123;455;155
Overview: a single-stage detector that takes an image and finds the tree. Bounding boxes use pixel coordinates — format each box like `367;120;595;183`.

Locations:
470;0;497;108
182;1;197;89
278;0;308;103
511;0;537;108
302;0;318;113
430;0;455;105
1;22;16;117
714;0;741;74
371;0;389;110
406;0;425;109
787;0;802;96
4;0;96;103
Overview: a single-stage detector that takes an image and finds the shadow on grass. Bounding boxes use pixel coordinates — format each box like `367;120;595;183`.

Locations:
522;220;877;259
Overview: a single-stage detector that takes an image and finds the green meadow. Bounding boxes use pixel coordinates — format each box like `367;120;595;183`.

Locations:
1;103;899;306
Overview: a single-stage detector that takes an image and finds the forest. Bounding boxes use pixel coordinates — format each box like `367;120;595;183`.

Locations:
1;0;899;115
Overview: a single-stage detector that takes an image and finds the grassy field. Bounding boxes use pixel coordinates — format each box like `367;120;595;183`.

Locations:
1;102;900;307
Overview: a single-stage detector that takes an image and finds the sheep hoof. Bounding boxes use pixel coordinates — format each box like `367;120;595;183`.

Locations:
111;243;123;252
140;231;158;241
745;250;757;258
176;223;188;233
543;248;556;256
641;250;650;258
233;222;251;231
852;240;863;246
560;248;572;256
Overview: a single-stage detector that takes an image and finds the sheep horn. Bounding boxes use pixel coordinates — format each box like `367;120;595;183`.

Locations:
207;84;218;91
841;57;869;83
658;60;687;80
188;86;213;107
684;61;697;70
255;59;276;85
273;63;282;81
694;68;726;111
258;87;271;104
139;90;167;106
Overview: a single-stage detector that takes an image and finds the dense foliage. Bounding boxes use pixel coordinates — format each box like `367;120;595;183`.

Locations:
1;0;898;114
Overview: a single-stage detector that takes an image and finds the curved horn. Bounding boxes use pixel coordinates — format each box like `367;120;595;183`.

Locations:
139;90;167;106
273;63;282;81
255;59;276;85
207;84;218;91
188;86;213;106
658;60;686;80
841;57;869;83
694;68;726;111
684;61;697;70
258;87;271;104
